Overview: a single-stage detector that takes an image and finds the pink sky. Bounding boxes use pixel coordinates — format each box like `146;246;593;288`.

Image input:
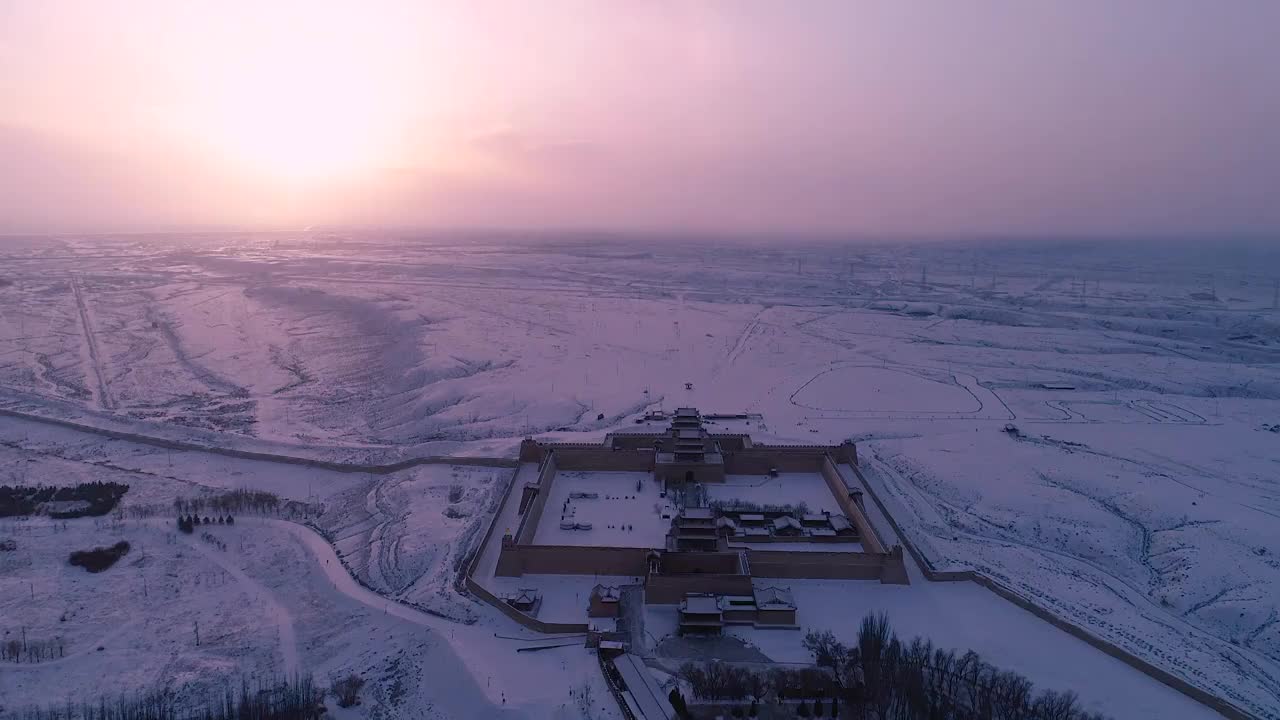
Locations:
1;1;1277;236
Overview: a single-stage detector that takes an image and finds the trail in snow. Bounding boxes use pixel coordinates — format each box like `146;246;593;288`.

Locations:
173;525;300;678
69;274;112;410
724;309;764;367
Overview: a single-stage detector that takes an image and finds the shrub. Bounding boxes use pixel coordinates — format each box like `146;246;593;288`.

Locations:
448;484;464;503
331;674;366;708
68;541;130;573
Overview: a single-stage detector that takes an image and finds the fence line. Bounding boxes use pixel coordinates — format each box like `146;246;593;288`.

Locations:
0;407;517;473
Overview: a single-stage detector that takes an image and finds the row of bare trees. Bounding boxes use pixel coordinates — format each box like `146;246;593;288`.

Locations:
1;636;65;663
802;613;1109;720
677;614;1109;719
8;675;325;720
679;662;831;705
174;489;280;516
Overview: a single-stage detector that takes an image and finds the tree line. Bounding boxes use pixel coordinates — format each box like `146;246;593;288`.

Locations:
674;613;1111;719
172;489;320;520
802;613;1110;720
7;675;325;720
176;515;234;534
0;482;129;518
173;489;280;516
1;635;65;664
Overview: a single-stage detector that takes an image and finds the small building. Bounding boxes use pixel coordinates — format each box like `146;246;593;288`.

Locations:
754;586;797;626
772;515;804;537
801;513;830;527
738;513;766;525
829;514;856;536
678;594;724;635
502;589;541;614
717;595;758;625
589;584;622;618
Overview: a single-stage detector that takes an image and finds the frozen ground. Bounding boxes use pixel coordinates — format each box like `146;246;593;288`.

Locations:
2;232;1279;717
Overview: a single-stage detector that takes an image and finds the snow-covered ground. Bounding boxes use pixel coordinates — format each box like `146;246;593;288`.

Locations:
532;471;669;549
2;233;1278;717
709;473;843;514
0;489;621;719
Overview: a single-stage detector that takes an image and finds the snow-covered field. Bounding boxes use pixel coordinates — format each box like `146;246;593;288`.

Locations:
2;232;1278;717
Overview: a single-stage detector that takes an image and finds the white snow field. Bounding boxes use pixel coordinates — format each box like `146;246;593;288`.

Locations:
1;232;1278;718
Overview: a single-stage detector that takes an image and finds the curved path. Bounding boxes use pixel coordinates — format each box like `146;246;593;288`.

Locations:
176;526;300;678
256;518;563;713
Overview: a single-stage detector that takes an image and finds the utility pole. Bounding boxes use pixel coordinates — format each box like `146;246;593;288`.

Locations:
194;621;200;646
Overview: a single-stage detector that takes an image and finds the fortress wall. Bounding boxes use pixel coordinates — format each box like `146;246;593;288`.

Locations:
723;451;824;475
661;551;743;575
554;448;655;471
747;549;887;580
515;452;559;545
821;454;884;553
503;544;651;577
645;574;755;604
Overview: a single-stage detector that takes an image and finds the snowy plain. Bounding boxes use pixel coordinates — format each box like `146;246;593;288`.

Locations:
1;232;1278;718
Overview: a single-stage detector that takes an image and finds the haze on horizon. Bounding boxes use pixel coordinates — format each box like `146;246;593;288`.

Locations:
1;1;1278;238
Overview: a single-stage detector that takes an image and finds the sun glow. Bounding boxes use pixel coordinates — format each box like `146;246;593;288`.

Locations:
188;9;414;184
204;78;390;183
